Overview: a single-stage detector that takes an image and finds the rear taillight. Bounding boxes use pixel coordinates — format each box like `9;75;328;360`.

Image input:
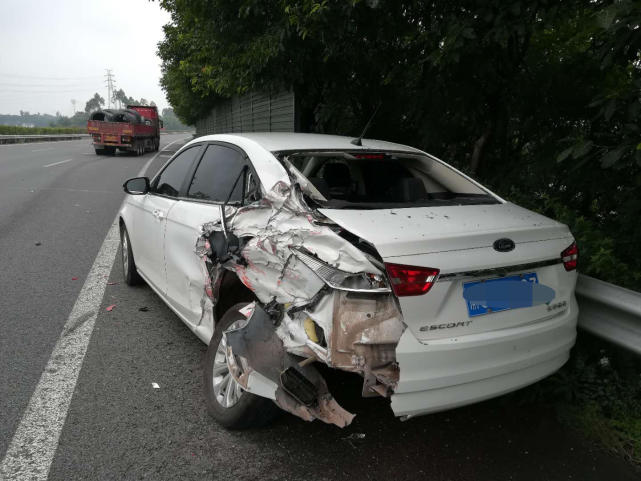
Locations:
561;241;578;271
384;263;440;297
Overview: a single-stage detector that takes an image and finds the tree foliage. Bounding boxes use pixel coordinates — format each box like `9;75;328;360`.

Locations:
112;89;154;108
158;0;641;289
84;92;105;113
161;107;191;130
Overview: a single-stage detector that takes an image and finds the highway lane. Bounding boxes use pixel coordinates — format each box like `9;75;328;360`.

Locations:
1;135;639;480
0;134;189;458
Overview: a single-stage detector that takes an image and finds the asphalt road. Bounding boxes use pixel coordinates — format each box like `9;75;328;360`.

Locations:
1;136;639;480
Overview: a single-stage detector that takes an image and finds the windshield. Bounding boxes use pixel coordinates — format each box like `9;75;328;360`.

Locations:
277;150;499;209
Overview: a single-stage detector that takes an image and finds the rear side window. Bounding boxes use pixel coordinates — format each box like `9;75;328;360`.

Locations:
154;146;201;197
187;144;246;202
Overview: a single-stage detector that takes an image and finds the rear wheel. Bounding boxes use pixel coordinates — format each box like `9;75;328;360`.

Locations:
203;303;280;429
95;148;106;155
120;224;142;286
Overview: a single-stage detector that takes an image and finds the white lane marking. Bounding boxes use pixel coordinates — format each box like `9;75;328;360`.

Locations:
43;158;74;168
31;147;54;152
0;219;120;481
0;136;187;480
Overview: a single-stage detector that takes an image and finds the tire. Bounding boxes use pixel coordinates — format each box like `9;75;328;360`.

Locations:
120;224;142;286
106;146;116;156
204;302;280;430
154;139;159;151
95;148;106;155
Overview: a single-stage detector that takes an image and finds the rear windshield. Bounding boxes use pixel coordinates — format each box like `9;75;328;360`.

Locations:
276;151;499;209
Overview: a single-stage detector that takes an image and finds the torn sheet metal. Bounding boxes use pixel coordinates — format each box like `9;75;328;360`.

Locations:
225;304;354;427
197;180;405;427
200;182;382;306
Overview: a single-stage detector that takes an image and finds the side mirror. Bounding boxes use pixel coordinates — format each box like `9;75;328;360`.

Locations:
123;177;149;195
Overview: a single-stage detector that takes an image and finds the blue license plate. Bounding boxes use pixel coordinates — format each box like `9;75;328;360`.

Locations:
463;272;541;317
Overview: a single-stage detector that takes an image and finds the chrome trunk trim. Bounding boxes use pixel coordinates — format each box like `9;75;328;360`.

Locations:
436;258;562;282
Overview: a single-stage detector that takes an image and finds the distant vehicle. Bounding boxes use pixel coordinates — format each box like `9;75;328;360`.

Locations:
87;105;162;156
118;133;579;429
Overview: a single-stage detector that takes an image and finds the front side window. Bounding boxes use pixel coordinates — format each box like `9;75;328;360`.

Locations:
187;144;246;202
153;146;201;197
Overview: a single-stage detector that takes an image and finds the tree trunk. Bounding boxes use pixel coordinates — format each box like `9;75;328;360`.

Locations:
470;126;492;175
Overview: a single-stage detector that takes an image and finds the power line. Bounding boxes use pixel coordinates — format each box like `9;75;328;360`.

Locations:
0;89;97;94
0;73;103;80
0;81;101;88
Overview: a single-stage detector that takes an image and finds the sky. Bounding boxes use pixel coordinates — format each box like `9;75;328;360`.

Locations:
0;0;172;116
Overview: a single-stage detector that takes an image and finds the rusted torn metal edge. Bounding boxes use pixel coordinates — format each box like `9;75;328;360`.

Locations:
195;175;405;427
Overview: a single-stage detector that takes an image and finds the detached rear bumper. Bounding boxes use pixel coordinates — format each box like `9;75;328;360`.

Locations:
391;297;578;418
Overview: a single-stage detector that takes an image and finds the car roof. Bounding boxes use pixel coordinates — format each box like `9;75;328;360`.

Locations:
191;132;425;154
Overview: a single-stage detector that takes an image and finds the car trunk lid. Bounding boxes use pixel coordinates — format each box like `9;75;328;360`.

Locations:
318;203;568;258
319;203;576;340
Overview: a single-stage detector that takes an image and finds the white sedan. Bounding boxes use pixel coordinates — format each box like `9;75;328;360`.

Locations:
119;133;578;428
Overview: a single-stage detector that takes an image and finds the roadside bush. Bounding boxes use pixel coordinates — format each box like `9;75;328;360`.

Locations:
0;125;85;135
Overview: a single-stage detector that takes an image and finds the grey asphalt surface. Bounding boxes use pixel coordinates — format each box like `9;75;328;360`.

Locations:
2;136;640;480
0;134;187;458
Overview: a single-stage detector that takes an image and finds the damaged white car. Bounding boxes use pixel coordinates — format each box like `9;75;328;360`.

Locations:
119;133;579;428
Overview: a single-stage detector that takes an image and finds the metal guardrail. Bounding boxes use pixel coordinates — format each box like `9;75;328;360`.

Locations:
0;134;88;145
576;274;641;355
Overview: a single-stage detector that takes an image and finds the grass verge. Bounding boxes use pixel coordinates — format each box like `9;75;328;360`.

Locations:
511;332;641;465
0;125;85;135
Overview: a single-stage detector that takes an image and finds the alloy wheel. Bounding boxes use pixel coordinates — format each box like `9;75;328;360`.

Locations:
212;321;244;408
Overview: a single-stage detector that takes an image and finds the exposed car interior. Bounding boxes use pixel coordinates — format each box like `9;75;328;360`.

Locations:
280;151;499;208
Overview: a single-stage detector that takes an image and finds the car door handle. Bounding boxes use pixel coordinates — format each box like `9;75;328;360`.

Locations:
153;209;165;219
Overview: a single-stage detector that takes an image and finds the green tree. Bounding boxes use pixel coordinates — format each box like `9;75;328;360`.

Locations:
161;107;191;130
84;93;105;113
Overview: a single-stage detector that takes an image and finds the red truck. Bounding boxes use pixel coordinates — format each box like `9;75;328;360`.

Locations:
87;105;162;156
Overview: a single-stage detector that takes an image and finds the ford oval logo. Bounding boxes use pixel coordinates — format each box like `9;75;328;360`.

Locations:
493;238;515;252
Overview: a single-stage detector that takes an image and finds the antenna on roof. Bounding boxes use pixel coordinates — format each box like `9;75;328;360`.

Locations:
351;103;381;146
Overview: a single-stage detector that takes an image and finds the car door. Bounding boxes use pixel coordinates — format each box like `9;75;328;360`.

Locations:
130;144;203;293
164;143;253;336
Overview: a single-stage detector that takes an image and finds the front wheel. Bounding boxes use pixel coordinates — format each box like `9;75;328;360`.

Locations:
203;303;280;429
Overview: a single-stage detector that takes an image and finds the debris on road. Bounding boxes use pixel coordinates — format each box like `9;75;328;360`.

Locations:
105;304;116;312
138;306;150;312
151;382;160;389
